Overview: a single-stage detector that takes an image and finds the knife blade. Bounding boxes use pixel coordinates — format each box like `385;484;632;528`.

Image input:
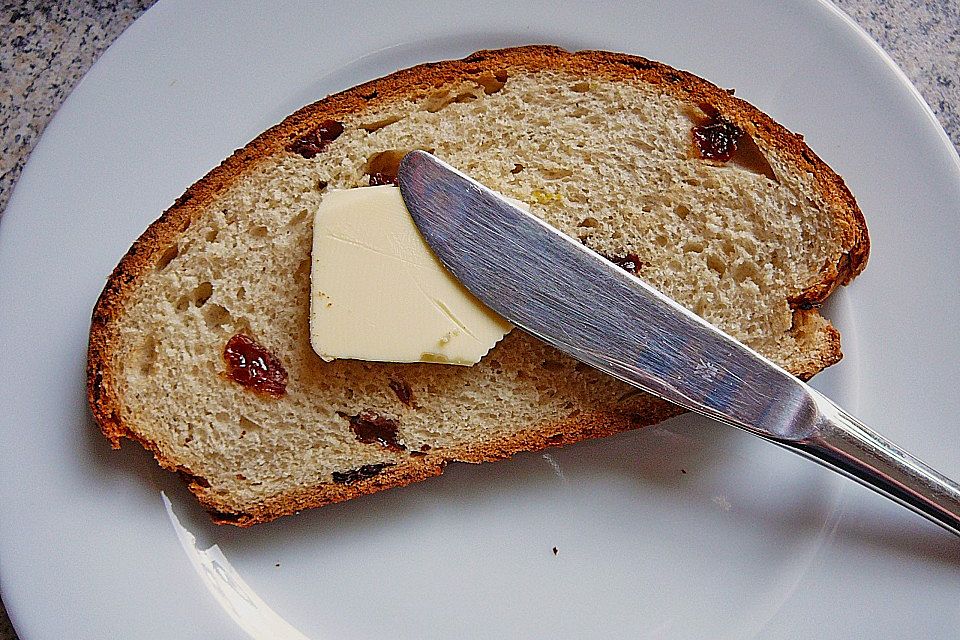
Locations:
398;150;960;536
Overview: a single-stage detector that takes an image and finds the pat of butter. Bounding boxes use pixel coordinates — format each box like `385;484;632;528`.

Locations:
310;185;523;365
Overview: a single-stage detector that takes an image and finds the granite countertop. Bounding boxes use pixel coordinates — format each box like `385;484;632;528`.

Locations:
0;1;957;638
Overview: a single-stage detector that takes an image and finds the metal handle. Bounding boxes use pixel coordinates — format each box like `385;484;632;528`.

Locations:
784;389;960;536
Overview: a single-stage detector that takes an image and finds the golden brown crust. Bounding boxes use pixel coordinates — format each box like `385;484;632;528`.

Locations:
86;45;869;526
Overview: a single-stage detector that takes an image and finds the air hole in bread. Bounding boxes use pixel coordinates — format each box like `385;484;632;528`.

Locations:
388;379;414;407
156;244;179;271
361;115;402;132
728;132;779;182
422;89;452;113
192;282;213;307
732;261;760;284
205;228;219;242
571;81;591;93
135;336;158;375
694;297;709;316
363;149;408;184
570;106;591;119
540;166;574;180
474;70;508;94
510;163;524;174
578;217;601;228
454;90;482;104
203;303;232;329
251;226;269;238
422;85;485;112
288;209;309;227
683;240;705;254
705;253;726;276
675;203;691;219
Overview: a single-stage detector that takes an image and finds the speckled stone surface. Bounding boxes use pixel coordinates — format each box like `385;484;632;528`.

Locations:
0;1;957;638
1;1;156;216
834;0;959;146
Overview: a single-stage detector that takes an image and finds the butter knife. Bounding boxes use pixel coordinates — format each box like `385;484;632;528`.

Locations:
398;150;960;536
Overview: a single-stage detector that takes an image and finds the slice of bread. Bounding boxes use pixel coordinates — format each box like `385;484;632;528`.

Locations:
87;46;868;526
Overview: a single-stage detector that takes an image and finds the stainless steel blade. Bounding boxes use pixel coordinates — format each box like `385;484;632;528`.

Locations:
397;150;960;536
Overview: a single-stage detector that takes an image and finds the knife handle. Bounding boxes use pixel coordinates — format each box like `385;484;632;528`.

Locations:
789;389;960;536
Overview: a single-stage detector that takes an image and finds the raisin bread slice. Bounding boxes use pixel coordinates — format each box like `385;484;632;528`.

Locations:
87;46;868;526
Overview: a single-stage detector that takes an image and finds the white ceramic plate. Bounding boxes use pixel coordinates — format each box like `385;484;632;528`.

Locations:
2;1;959;638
